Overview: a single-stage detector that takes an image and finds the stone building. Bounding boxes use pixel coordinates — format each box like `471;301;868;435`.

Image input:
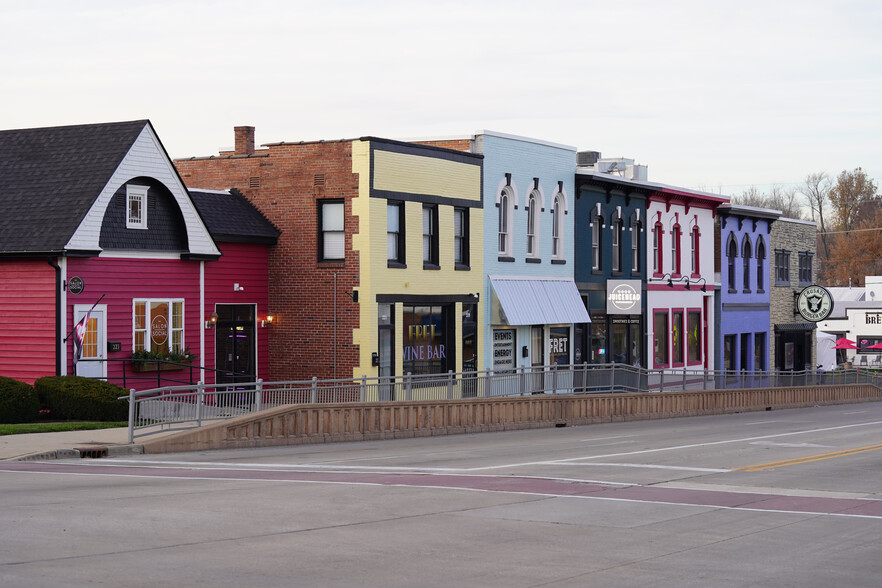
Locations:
769;217;818;371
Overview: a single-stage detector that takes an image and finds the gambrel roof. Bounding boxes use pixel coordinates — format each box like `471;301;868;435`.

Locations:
0;120;219;258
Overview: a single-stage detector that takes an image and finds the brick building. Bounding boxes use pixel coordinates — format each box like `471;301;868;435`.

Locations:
769;217;818;371
175;127;483;386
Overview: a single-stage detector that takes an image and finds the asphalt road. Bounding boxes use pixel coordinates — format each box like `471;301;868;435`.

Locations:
3;402;882;587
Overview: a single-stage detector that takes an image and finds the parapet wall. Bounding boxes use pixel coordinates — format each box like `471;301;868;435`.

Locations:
140;384;882;454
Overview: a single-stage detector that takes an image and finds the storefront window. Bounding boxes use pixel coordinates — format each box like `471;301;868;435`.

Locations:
687;310;701;364
133;299;184;354
590;317;607;364
653;311;668;367
754;333;765;371
671;310;684;365
549;326;570;366
462;304;477;373
402;305;448;375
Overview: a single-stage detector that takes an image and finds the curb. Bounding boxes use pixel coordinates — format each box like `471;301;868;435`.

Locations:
8;444;145;462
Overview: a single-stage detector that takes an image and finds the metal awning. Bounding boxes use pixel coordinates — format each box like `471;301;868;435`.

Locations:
490;276;590;326
774;322;817;331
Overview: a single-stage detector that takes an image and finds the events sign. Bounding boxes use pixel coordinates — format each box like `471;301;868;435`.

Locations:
607;280;642;315
492;329;515;372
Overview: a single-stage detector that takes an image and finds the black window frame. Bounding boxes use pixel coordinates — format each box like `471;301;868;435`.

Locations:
387;200;406;269
318;199;345;263
454;206;470;270
798;252;814;286
422;204;439;269
775;250;791;286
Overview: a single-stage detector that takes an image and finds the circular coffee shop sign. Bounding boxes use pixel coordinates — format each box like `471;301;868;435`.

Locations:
797;285;834;322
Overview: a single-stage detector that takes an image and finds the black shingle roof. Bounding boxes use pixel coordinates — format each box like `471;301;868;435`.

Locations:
0;120;150;254
189;188;280;245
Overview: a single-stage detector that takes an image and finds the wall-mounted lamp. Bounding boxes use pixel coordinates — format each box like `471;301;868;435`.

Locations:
679;276;692;290
205;311;219;330
261;313;275;328
234;283;245;292
693;277;707;292
661;273;674;288
344;290;358;303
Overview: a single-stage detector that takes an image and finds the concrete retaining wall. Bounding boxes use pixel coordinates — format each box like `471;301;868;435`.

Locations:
140;384;882;454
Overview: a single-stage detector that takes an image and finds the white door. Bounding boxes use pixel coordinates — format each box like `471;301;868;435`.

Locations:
74;305;107;379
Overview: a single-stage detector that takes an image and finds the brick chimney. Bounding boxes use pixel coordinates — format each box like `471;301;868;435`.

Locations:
234;126;255;155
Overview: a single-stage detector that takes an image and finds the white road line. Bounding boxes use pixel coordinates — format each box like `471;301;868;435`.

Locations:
744;420;781;425
542;462;730;473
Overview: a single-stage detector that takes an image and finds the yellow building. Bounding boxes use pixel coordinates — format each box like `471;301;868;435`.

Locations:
350;138;484;398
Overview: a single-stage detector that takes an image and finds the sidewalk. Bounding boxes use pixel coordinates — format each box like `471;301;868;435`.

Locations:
0;427;140;461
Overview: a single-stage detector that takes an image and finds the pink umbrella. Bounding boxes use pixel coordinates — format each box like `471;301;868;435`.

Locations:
833;338;859;349
866;342;882;350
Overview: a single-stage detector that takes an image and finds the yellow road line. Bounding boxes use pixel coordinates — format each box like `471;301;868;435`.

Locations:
736;443;882;472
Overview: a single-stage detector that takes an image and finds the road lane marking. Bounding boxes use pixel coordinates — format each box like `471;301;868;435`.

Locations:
749;441;832;448
548;462;730;473
737;443;882;472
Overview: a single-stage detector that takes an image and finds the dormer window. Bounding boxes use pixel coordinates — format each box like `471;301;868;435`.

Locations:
126;185;148;229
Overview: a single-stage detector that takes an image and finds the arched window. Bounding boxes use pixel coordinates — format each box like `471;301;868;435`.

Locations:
653;221;664;274
526;191;539;258
756;237;766;292
727;234;738;291
498;188;513;256
552;194;564;259
742;235;752;292
671;223;682;276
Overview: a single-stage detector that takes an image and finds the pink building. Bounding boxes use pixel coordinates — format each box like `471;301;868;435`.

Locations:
0;121;278;389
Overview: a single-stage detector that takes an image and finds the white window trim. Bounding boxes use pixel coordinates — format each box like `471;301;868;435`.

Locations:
526;192;540;258
126;184;149;230
552;194;564;260
133;298;185;354
498;186;515;256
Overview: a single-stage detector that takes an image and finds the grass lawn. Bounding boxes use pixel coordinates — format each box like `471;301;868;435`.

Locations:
0;422;128;436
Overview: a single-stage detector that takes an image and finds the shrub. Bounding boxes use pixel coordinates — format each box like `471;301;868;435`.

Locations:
34;376;128;422
0;377;40;423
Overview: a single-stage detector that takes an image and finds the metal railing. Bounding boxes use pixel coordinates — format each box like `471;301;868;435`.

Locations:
123;363;882;442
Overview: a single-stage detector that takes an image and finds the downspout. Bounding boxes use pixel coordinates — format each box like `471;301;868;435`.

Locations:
47;257;62;376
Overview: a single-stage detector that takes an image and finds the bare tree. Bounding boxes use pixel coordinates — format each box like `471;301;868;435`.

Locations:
800;173;832;278
828;167;878;232
732;184;803;219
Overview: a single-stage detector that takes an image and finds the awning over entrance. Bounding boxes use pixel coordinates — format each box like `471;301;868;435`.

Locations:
774;322;817;332
490;276;590;326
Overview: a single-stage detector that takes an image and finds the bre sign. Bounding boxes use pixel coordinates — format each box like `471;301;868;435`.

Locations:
796;285;834;322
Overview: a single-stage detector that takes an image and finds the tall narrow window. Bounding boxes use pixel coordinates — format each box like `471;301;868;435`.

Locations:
756;239;766;292
727;237;738;291
671;310;684;366
631;220;641;274
671;224;681;276
775;250;790;285
687;310;701;364
498;189;513;257
423;204;439;268
799;252;813;285
552;194;563;259
612;217;623;273
526;193;538;258
126;185;148;229
592;216;602;271
653;222;663;274
691;226;700;276
454;207;469;269
387;201;405;267
319;200;345;262
653;311;669;368
742;236;752;292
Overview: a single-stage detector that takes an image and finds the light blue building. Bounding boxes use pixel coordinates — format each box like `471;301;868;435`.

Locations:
439;131;589;376
716;203;781;372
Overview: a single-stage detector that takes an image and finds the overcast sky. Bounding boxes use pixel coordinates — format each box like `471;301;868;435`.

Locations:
3;0;880;195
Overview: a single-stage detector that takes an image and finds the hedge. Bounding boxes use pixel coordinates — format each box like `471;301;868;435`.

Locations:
0;377;40;423
34;376;128;422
